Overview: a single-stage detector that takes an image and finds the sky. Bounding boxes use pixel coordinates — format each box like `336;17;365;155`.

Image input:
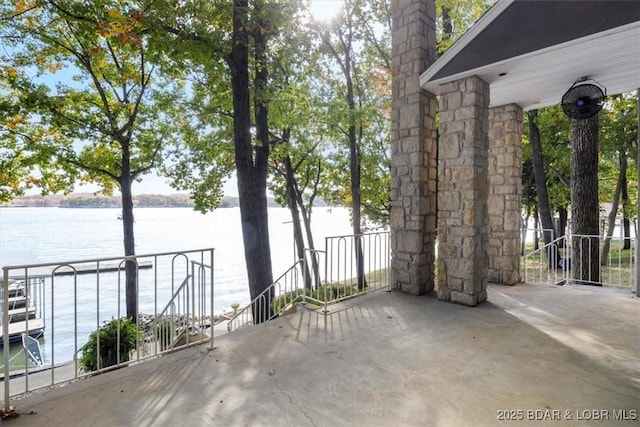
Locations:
69;173;240;196
21;1;345;198
309;0;344;22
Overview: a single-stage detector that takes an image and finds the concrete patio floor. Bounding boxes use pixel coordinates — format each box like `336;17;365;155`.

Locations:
2;282;639;426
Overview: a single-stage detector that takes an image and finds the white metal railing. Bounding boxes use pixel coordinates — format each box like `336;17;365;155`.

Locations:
523;233;636;288
227;259;306;332
227;231;390;332
1;248;214;408
322;231;390;306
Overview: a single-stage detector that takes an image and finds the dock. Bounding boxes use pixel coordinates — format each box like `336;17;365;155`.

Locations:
1;250;153;279
3;320;44;344
53;260;153;276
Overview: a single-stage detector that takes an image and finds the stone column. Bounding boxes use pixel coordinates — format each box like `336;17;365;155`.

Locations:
437;76;490;306
390;0;438;295
487;104;523;285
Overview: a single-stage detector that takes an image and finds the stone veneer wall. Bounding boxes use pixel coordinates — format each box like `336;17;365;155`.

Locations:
390;0;438;295
437;76;490;306
487;104;523;285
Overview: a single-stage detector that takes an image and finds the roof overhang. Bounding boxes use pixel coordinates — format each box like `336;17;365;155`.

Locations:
420;0;640;110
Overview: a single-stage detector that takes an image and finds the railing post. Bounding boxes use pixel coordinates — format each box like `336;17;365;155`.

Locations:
209;249;215;349
3;267;10;412
324;237;329;316
301;258;307;305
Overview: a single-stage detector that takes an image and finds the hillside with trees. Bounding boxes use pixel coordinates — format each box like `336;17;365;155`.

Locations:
2;193;280;209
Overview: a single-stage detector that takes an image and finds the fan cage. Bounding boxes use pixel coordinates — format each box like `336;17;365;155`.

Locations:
561;81;605;120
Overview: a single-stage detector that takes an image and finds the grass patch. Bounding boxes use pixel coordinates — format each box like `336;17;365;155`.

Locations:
328;267;389;287
271;284;361;314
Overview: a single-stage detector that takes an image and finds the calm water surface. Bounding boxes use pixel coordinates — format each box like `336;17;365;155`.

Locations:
0;206;353;363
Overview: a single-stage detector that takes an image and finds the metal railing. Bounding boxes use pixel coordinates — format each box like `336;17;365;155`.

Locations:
227;259;306;332
1;248;214;407
148;256;213;354
323;231;390;306
227;231;390;332
523;233;636;288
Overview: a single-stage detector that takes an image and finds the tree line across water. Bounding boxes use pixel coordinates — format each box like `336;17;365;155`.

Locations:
3;194;289;209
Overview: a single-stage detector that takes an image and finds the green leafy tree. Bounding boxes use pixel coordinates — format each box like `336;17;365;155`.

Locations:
599;93;638;256
523;106;572;247
436;0;494;54
268;76;327;289
0;1;223;317
143;0;303;321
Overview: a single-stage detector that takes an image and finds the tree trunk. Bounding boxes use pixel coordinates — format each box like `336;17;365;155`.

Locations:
528;110;557;268
571;115;600;285
344;44;366;291
533;210;539;251
620;152;631;249
120;147;137;319
228;0;274;324
298;200;321;288
284;155;312;289
600;155;623;265
556;207;568;248
294;163;322;288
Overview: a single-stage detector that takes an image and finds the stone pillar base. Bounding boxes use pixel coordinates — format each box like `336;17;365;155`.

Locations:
487;104;523;286
436;75;490;307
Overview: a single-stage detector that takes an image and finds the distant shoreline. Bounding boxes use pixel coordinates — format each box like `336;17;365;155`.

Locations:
2;193;235;209
2;193;325;209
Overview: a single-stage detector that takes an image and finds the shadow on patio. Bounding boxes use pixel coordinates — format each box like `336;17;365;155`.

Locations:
2;283;638;426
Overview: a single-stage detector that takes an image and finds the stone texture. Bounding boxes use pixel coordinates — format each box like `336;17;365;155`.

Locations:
487;104;523;285
437;76;490;306
390;0;437;295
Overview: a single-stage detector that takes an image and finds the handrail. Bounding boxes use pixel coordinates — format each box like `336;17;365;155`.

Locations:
158;276;191;319
227;230;391;332
150;275;191;351
227;259;308;333
522;235;568;285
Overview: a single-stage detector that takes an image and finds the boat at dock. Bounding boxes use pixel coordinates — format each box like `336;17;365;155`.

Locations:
1;279;45;345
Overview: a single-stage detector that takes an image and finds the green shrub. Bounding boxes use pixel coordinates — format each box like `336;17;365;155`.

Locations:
270;285;362;314
79;317;141;372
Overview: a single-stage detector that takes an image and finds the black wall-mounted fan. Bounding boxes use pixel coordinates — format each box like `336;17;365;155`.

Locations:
561;78;606;120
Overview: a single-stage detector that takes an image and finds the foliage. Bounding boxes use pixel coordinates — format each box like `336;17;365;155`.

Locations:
436;0;494;54
79;317;141;372
522;91;638;238
0;0;232;203
1;0;233;316
311;0;392;228
599;93;638;214
270;284;360;313
0;67;75;201
522;105;572;231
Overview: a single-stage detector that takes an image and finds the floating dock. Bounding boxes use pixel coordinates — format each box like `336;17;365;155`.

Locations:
53;260;153;276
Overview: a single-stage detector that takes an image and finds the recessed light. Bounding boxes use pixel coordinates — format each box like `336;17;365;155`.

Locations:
499;72;507;76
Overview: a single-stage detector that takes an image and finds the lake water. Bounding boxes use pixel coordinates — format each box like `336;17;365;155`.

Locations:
0;205;355;306
0;206;354;364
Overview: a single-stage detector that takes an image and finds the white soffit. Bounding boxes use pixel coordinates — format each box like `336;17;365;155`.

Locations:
421;8;640;110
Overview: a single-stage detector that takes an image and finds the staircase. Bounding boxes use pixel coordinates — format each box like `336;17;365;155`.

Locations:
227;231;391;333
